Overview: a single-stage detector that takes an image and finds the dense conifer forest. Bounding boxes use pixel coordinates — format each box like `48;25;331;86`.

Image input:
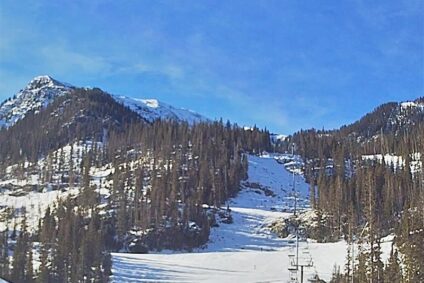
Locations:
287;99;424;282
0;88;272;282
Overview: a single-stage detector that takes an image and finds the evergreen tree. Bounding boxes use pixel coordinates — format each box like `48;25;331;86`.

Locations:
11;216;30;283
384;244;402;283
0;228;9;280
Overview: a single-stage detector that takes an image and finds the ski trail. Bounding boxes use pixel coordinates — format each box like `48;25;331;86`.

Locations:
112;154;350;283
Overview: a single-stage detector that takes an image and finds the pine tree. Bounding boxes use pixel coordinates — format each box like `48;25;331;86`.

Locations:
25;245;34;283
354;240;368;283
11;216;30;283
384;244;402;283
0;229;9;280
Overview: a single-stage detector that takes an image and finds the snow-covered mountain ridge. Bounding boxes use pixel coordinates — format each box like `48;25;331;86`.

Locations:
0;76;207;127
113;95;205;124
0;76;74;127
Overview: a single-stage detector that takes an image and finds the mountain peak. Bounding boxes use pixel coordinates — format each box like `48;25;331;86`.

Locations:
31;75;54;82
0;75;74;127
26;75;73;90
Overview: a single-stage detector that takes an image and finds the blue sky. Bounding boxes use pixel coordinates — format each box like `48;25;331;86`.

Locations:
0;0;423;134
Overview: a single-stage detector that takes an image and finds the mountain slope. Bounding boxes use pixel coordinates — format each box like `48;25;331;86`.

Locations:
111;154;391;283
339;98;424;138
113;96;206;124
290;97;424;160
0;76;74;127
0;88;143;164
0;76;207;128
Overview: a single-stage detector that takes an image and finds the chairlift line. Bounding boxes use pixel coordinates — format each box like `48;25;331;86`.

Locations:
287;143;314;283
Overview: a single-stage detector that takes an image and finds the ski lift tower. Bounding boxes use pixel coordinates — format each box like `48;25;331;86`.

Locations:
291;143;298;216
287;230;314;283
288;254;299;283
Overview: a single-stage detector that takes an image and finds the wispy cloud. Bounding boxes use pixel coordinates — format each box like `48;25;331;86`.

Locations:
40;44;112;75
116;63;185;80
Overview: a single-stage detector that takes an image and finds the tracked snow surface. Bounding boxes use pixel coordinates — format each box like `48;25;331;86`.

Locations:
111;154;393;283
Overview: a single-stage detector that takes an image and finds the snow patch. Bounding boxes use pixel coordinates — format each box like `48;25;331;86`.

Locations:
113;95;207;124
362;152;422;174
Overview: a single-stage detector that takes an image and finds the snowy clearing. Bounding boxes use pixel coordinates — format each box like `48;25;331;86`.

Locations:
112;154;394;282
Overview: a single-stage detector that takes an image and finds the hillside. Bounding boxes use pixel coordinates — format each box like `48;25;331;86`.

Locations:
111;154;393;282
291;98;424;159
0;88;142;164
287;98;424;282
339;98;424;139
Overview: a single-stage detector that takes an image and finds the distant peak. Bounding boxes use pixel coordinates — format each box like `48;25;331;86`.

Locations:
33;75;54;81
26;75;73;90
28;75;54;86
